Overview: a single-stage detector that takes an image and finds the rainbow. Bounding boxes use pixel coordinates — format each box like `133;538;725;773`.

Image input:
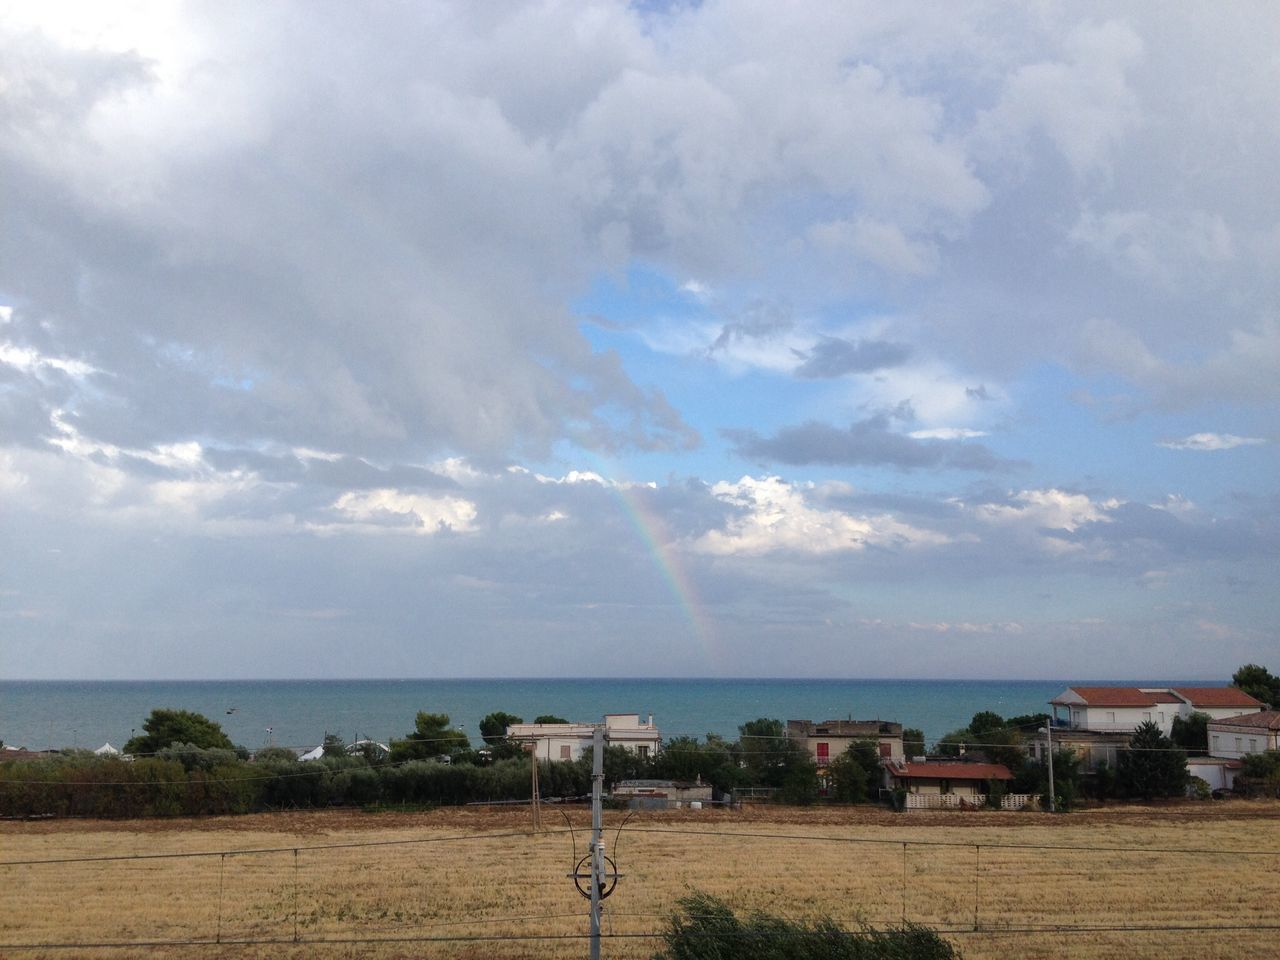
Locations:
596;466;726;672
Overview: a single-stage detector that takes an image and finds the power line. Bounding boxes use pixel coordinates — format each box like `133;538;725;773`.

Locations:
615;823;1280;857
0;827;572;867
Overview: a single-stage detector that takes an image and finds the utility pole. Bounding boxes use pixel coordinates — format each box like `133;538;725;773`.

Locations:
589;724;604;960
530;742;541;831
1042;724;1056;813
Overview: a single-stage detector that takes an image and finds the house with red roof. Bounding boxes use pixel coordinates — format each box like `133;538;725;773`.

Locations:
886;758;1017;809
1048;686;1261;736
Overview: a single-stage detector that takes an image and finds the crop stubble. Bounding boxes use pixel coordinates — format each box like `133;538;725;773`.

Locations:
3;802;1278;959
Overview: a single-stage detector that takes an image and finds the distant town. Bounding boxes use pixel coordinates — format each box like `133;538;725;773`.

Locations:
5;664;1279;818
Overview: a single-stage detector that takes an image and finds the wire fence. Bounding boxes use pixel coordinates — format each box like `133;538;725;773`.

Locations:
4;815;1280;957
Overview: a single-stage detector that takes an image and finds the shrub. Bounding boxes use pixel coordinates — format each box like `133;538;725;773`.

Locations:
652;892;960;959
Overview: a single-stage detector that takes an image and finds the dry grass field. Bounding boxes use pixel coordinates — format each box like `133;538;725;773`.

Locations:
4;801;1280;960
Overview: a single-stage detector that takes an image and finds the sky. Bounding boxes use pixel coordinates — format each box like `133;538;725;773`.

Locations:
1;1;1277;681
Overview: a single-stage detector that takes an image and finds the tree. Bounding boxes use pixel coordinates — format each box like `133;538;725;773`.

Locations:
124;709;235;755
533;715;568;725
902;728;925;758
479;712;523;745
389;712;470;763
1170;711;1210;755
1233;664;1280;708
1117;720;1187;800
828;740;881;804
736;718;785;782
322;733;346;758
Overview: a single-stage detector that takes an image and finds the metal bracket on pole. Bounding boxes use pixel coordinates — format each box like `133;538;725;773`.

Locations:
589;724;604;960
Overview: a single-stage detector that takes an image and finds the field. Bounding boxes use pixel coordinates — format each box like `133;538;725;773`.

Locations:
4;801;1280;959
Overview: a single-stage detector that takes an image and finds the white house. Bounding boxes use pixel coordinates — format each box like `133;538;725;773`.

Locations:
1187;757;1244;793
1048;686;1262;736
506;713;661;761
1207;711;1280;760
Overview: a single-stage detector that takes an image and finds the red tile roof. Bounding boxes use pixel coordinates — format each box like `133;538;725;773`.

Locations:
1058;687;1163;707
1173;687;1263;708
894;762;1013;781
1208;710;1280;730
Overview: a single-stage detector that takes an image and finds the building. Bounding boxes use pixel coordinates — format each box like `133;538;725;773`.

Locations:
786;719;904;766
1028;727;1130;773
506;713;661;761
1186;757;1244;793
1207;711;1280;760
886;759;1014;804
612;778;714;809
1048;686;1262;736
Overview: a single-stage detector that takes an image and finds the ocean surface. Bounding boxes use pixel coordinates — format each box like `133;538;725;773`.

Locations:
0;678;1222;753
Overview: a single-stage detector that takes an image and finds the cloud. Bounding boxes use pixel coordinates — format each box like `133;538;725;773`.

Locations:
908;427;987;440
792;336;912;379
329;489;477;535
1076;318;1280;410
693;475;950;557
726;414;1017;472
975;20;1144;177
1157;433;1266;452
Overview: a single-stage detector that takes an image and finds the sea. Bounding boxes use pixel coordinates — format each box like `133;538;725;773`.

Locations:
0;677;1223;753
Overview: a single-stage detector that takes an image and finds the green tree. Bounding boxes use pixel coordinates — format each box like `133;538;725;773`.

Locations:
736;717;784;780
902;727;925;758
124;709;235;755
478;712;523;745
533;714;568;725
1117;720;1187;800
1232;664;1280;708
1170;711;1210;755
389;712;470;763
322;733;346;758
827;740;881;804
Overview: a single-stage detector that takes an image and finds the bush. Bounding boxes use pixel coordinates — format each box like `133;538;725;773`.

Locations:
652;892;960;959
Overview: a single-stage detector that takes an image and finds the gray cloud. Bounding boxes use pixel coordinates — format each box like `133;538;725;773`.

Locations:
725;415;1020;472
792;337;912;378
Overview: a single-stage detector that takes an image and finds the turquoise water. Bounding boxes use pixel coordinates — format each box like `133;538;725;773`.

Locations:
0;678;1217;752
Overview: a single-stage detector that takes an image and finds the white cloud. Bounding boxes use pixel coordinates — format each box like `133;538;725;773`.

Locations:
330;489;477;534
0;341;97;379
694;475;949;557
1157;433;1266;451
908;427;988;440
966;489;1121;557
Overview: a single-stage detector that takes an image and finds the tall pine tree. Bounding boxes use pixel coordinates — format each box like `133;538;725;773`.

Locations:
1117;720;1187;799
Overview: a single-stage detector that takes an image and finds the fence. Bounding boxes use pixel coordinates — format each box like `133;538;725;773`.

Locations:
3;810;1279;958
903;793;1037;811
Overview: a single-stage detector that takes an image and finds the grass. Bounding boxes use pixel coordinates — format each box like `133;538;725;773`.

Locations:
3;801;1280;959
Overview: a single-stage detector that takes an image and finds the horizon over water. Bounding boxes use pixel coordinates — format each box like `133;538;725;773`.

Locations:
0;676;1231;753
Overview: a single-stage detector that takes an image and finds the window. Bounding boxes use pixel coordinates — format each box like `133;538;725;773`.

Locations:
1249;739;1258;753
940;779;952;795
559;745;572;760
1235;738;1243;752
1212;735;1220;750
816;742;830;763
1158;711;1165;723
1106;711;1116;723
638;745;650;759
1143;712;1152;722
879;742;892;758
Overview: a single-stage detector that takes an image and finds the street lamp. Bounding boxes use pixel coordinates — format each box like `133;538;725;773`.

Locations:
1039;726;1055;813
